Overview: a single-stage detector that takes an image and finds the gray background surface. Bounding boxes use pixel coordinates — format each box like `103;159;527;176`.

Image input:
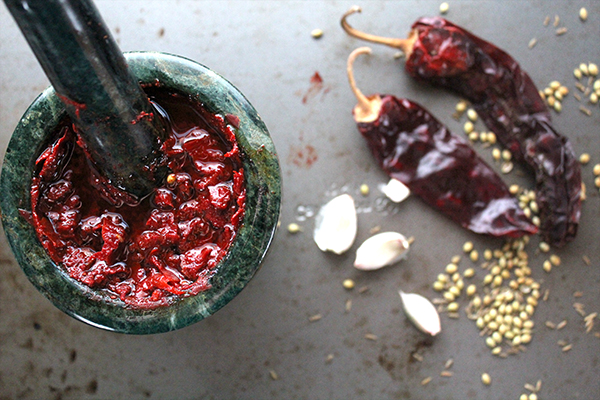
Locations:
1;1;599;399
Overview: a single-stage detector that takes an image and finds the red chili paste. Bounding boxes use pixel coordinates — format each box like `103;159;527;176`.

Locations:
30;86;246;309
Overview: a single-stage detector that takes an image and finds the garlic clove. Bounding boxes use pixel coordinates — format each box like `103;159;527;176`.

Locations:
399;291;441;336
313;194;357;254
382;178;410;203
354;232;410;270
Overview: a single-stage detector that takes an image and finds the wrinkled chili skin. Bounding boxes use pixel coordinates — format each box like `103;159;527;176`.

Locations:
405;17;581;246
356;95;538;238
30;88;246;309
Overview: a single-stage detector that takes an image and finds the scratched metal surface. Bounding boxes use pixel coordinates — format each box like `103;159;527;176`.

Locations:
1;1;599;399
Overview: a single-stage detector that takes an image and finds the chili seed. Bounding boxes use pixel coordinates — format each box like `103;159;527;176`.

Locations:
578;153;591;165
558;85;569;96
433;281;445;291
549;80;561;90
343;279;355;290
501;162;514;174
287;223;301;233
501;149;512;161
166;174;176;184
593;164;600;176
439;2;449;14
487;132;497;144
542;260;552;272
539;242;550;252
579;7;588;21
596;176;600;188
464;268;475;278
311;28;324;38
589;63;599;76
481;373;491;385
359;184;370;195
447;302;459;312
550;254;561;266
590;93;598;104
554;90;563;100
574;68;583;79
445;263;458;274
529;393;538;400
468;131;479;142
463;241;474;253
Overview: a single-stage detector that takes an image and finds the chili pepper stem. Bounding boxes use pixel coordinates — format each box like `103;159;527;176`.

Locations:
347;47;382;123
341;6;417;57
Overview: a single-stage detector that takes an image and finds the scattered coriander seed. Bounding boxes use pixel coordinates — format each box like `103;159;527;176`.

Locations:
467;108;478;121
359;183;370;195
343;279;355;290
463;241;474;253
287;222;301;233
579;7;588;21
446;263;458;274
558;85;569;96
470;250;479;262
464;121;474;134
542;260;552;273
439;2;449;14
549;80;561;90
455;100;468;113
311;28;324;38
481;372;491;385
466;284;477;296
491;148;501;162
553;100;562;112
579;153;591;164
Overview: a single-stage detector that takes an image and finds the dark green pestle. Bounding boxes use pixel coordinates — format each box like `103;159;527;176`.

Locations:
4;0;168;201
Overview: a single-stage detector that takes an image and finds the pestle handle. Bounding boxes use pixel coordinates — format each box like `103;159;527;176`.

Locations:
4;0;168;202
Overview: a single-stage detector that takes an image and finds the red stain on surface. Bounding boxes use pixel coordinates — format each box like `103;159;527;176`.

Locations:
289;144;318;168
302;72;325;104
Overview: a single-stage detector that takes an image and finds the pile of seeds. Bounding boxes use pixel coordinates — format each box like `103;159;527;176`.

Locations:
573;62;599;116
432;236;550;357
539;81;569;113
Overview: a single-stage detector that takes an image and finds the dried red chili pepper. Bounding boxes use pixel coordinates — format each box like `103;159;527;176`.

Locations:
347;47;537;238
341;7;582;247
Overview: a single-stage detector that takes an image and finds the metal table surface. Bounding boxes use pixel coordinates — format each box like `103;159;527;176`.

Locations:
1;1;599;399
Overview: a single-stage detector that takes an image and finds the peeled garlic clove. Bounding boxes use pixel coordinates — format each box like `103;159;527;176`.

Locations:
354;232;410;270
399;291;441;336
382;178;410;203
313;194;357;254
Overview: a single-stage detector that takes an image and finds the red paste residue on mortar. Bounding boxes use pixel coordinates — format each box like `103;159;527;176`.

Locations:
30;86;246;309
302;71;329;104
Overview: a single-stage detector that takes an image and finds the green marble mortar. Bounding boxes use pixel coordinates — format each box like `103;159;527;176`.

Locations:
0;52;281;334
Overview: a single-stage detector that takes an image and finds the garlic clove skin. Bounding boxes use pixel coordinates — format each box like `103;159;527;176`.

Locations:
313;194;357;255
399;291;441;336
354;232;410;270
382;178;410;203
